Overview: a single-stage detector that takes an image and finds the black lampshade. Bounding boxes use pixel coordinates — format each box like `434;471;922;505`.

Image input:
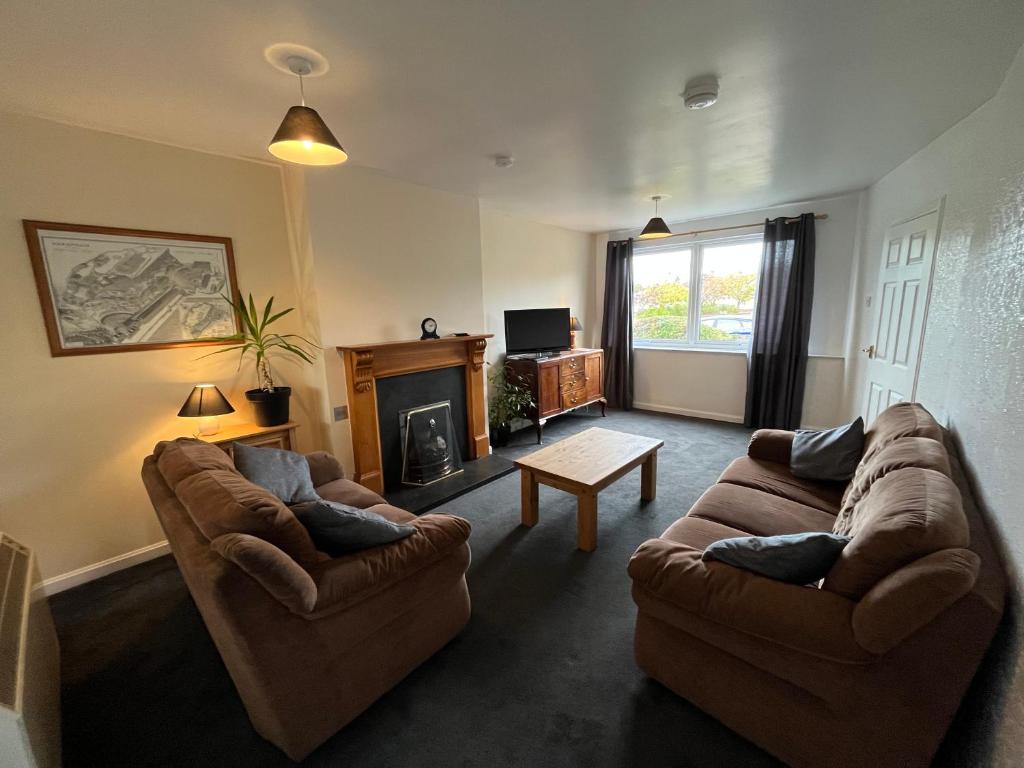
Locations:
268;105;348;166
570;316;583;331
177;385;235;418
638;216;672;240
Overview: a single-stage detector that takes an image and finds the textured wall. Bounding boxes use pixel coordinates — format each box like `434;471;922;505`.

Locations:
847;44;1024;764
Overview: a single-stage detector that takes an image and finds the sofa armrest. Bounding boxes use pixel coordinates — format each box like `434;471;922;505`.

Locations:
747;429;795;464
307;513;471;616
852;548;979;654
211;533;318;614
305;451;345;486
628;538;873;663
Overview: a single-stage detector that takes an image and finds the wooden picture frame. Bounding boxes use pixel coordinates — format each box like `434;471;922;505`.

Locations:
23;220;242;356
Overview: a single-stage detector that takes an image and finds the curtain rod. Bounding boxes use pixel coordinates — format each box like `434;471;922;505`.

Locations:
641;213;828;241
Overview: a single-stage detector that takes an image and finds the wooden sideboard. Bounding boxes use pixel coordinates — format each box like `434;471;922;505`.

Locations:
206;421;298;457
506;348;606;443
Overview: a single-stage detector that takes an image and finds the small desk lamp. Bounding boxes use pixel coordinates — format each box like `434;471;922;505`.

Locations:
569;316;583;349
178;384;235;436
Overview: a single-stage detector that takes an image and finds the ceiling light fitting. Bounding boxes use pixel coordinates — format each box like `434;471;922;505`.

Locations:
638;195;672;240
682;75;719;110
268;54;348;166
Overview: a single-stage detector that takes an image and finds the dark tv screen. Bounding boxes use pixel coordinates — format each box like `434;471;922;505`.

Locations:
504;308;571;354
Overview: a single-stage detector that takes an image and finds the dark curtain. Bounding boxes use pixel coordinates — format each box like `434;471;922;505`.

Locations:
744;213;816;430
601;238;634;410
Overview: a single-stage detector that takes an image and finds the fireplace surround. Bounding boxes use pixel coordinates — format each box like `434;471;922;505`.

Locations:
339;334;492;495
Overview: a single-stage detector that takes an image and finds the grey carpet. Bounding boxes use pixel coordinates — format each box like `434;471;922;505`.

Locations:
50;409;774;766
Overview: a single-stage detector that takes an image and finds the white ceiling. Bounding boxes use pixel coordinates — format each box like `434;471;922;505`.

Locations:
2;1;1023;232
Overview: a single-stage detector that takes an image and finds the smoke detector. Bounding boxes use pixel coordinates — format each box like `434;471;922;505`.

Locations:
494;154;515;168
682;75;719;110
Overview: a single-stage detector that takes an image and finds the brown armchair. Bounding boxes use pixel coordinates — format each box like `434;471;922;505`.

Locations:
142;438;472;760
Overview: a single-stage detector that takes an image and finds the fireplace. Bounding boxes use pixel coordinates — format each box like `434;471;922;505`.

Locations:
375;365;469;490
399;401;464;486
338;335;493;494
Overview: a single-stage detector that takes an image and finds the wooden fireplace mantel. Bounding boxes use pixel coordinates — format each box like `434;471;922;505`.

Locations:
338;334;493;494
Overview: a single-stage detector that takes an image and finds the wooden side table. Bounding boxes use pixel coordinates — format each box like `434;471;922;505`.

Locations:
205;421;299;458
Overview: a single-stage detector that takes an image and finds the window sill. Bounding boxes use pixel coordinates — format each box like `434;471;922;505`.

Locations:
633;344;748;355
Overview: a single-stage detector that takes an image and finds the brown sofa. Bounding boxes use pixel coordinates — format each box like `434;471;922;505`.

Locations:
141;438;472;761
628;403;1005;768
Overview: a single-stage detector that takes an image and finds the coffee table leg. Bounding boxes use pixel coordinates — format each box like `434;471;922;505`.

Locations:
521;470;539;527
641;451;657;502
577;492;598;551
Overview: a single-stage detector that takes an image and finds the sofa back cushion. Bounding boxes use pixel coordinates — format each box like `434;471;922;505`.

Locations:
175;469;320;569
156;437;238;490
835;437;951;535
859;402;943;466
823;467;967;599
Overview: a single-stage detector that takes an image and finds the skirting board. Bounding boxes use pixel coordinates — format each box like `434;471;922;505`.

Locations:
42;540;170;595
633;402;744;423
633;402;827;431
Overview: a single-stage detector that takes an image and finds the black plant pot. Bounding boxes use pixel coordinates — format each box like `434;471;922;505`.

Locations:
490;423;512;448
246;387;292;427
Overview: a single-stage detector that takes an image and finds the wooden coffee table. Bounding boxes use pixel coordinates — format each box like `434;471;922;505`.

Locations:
514;427;664;551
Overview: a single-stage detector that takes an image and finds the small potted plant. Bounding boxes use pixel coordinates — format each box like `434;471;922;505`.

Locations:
201;294;317;427
488;364;534;448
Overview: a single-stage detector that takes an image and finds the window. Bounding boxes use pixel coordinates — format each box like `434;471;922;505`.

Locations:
632;235;762;349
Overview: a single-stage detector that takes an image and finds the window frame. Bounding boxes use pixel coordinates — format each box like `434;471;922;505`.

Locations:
631;232;762;352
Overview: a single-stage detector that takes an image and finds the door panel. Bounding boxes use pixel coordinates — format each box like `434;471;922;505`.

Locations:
862;204;941;424
584;353;602;401
538;363;561;417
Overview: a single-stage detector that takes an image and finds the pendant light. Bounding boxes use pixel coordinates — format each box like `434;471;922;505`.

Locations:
268;56;348;166
638;195;672;240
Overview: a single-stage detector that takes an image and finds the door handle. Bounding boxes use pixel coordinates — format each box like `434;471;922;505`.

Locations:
861;344;876;359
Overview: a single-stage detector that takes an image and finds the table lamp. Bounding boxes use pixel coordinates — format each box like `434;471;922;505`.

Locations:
570;316;583;349
178;384;235;436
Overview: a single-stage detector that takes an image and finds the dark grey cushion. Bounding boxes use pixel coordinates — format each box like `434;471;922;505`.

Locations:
702;532;851;584
290;500;415;556
790;417;865;482
232;442;320;504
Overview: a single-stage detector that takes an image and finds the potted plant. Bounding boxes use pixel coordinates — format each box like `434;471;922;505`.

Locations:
488;364;534;448
201;294;317;427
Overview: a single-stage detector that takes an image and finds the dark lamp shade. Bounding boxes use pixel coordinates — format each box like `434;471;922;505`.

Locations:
638;216;672;240
268;105;349;166
178;385;235;418
570;316;583;331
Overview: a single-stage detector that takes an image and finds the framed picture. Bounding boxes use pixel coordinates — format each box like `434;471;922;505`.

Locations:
23;220;242;356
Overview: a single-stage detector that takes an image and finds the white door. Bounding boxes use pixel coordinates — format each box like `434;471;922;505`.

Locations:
862;202;942;424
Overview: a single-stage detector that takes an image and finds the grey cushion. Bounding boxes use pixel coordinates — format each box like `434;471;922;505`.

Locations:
790;417;865;482
290;499;415;556
702;532;851;584
232;442;320;504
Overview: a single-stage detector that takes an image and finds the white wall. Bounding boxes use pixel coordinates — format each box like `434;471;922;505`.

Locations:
0;112;321;584
845;44;1024;764
480;206;595;365
595;192;863;426
299;169;598;473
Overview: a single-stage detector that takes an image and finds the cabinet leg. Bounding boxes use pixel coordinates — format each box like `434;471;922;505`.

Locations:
577;492;598;551
521;470;539;527
535;421;543;444
600;399;607;417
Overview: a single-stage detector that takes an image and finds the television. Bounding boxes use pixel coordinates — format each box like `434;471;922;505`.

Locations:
504;308;571;355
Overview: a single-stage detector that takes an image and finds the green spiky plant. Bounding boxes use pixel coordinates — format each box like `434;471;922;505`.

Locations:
201;293;317;391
